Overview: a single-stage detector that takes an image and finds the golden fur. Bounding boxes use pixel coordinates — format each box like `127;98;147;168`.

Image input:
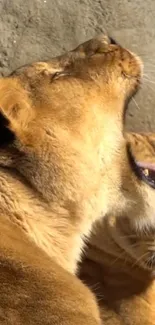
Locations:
80;133;155;325
0;35;142;324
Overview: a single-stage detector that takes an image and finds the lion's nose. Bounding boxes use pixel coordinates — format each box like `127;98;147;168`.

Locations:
73;34;120;56
97;35;118;46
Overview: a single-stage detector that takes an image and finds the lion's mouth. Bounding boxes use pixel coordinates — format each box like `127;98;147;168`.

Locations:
127;146;155;190
135;161;155;189
138;163;155;189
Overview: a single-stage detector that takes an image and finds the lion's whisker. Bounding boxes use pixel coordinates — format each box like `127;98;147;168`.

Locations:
131;252;149;269
143;78;155;85
131;97;140;110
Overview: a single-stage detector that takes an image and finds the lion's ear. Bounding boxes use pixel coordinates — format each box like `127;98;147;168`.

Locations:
0;111;15;146
0;78;33;146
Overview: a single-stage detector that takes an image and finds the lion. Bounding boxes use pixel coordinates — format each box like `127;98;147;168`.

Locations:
0;35;142;324
80;133;155;325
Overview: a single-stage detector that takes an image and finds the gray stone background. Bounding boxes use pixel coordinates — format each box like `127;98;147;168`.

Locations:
0;0;155;132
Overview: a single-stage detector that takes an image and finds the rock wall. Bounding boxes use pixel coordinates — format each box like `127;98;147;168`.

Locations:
0;0;155;131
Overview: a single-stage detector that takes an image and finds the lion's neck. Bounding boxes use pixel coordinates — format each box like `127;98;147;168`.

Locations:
0;137;127;274
0;168;92;273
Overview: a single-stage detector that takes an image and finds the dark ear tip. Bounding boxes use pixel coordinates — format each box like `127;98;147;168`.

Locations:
109;37;117;45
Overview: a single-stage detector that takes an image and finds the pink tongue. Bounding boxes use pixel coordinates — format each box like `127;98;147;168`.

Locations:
136;161;155;172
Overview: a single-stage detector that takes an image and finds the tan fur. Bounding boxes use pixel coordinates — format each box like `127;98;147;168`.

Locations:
0;35;142;324
80;133;155;325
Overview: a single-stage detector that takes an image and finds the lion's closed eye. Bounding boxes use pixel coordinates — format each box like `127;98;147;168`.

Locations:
51;71;71;81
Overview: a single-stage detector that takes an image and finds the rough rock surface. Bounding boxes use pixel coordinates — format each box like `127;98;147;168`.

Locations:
0;0;155;131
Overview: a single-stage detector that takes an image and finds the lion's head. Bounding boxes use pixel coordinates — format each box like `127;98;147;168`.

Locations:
0;35;142;271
